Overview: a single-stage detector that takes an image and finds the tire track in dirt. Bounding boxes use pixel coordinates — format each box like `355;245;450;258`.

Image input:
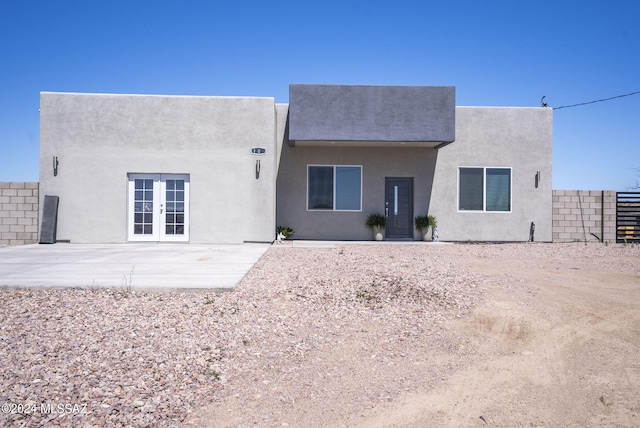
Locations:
348;255;640;427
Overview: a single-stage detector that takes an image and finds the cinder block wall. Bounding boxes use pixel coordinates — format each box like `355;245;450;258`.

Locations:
0;182;39;246
552;190;616;243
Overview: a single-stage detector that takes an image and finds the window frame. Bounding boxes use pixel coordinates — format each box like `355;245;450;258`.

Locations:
307;164;363;212
458;166;512;213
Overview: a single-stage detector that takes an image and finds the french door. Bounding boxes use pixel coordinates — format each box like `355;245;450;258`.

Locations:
127;174;190;242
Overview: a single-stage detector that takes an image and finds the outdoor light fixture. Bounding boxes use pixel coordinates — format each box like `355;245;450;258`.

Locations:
535;171;540;188
53;156;59;176
251;147;265;180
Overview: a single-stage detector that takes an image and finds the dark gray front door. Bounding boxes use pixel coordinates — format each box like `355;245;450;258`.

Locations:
385;177;413;239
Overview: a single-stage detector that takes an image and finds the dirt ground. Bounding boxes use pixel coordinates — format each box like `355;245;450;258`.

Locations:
4;242;636;427
351;245;640;428
188;243;640;428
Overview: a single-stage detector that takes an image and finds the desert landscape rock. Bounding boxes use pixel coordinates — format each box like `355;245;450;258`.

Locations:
1;242;638;427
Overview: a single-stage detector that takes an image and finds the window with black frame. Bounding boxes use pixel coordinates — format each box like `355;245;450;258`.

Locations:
459;167;511;212
307;165;362;211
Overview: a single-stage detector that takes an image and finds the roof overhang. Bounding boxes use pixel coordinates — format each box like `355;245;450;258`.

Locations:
288;84;455;147
293;140;445;148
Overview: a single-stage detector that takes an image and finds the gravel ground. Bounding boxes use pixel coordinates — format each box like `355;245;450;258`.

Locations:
0;242;637;427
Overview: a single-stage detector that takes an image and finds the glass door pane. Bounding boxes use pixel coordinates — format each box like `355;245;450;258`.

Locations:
164;179;185;235
128;174;160;241
133;178;155;235
159;174;189;242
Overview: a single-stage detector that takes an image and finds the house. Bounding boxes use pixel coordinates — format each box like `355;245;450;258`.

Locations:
39;84;552;243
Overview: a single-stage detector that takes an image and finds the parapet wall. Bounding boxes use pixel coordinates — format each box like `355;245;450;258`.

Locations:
552;190;616;243
0;182;39;246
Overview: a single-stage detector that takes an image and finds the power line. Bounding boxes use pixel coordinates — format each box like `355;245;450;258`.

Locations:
551;90;640;110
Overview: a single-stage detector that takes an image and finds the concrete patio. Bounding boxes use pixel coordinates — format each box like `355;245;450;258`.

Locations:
0;243;270;292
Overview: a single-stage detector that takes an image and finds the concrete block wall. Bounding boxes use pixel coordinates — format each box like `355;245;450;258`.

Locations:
0;182;39;246
552;190;616;243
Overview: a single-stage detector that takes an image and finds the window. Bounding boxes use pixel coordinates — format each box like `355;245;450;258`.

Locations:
459;167;511;212
308;165;362;211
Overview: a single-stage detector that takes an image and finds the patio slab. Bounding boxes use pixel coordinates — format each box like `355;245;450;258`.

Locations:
0;243;270;292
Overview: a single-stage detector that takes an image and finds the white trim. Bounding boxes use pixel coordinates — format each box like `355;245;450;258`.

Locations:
306;164;363;212
127;174;190;242
457;166;512;213
159;174;190;242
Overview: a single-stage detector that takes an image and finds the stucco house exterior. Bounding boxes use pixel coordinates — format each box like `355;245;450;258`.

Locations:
39;84;553;243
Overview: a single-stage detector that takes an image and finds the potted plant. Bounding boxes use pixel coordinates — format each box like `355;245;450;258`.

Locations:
276;226;295;242
415;214;437;241
415;214;430;241
365;213;386;241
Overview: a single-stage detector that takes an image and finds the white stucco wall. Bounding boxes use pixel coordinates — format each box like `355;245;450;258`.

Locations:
39;92;277;244
429;106;553;241
39;93;552;244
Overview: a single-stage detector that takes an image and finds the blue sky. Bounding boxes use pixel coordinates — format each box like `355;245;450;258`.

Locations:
1;0;639;190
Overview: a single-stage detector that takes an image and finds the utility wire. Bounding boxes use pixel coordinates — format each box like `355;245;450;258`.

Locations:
552;90;640;110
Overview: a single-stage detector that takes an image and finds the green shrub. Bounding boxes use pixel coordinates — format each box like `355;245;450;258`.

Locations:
415;214;430;231
365;213;386;228
415;214;437;231
276;226;295;239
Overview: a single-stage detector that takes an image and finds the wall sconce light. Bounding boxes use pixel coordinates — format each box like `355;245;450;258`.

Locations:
535;171;540;188
53;156;59;176
251;147;265;180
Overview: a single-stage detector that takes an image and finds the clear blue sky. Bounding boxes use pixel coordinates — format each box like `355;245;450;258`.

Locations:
1;1;639;190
